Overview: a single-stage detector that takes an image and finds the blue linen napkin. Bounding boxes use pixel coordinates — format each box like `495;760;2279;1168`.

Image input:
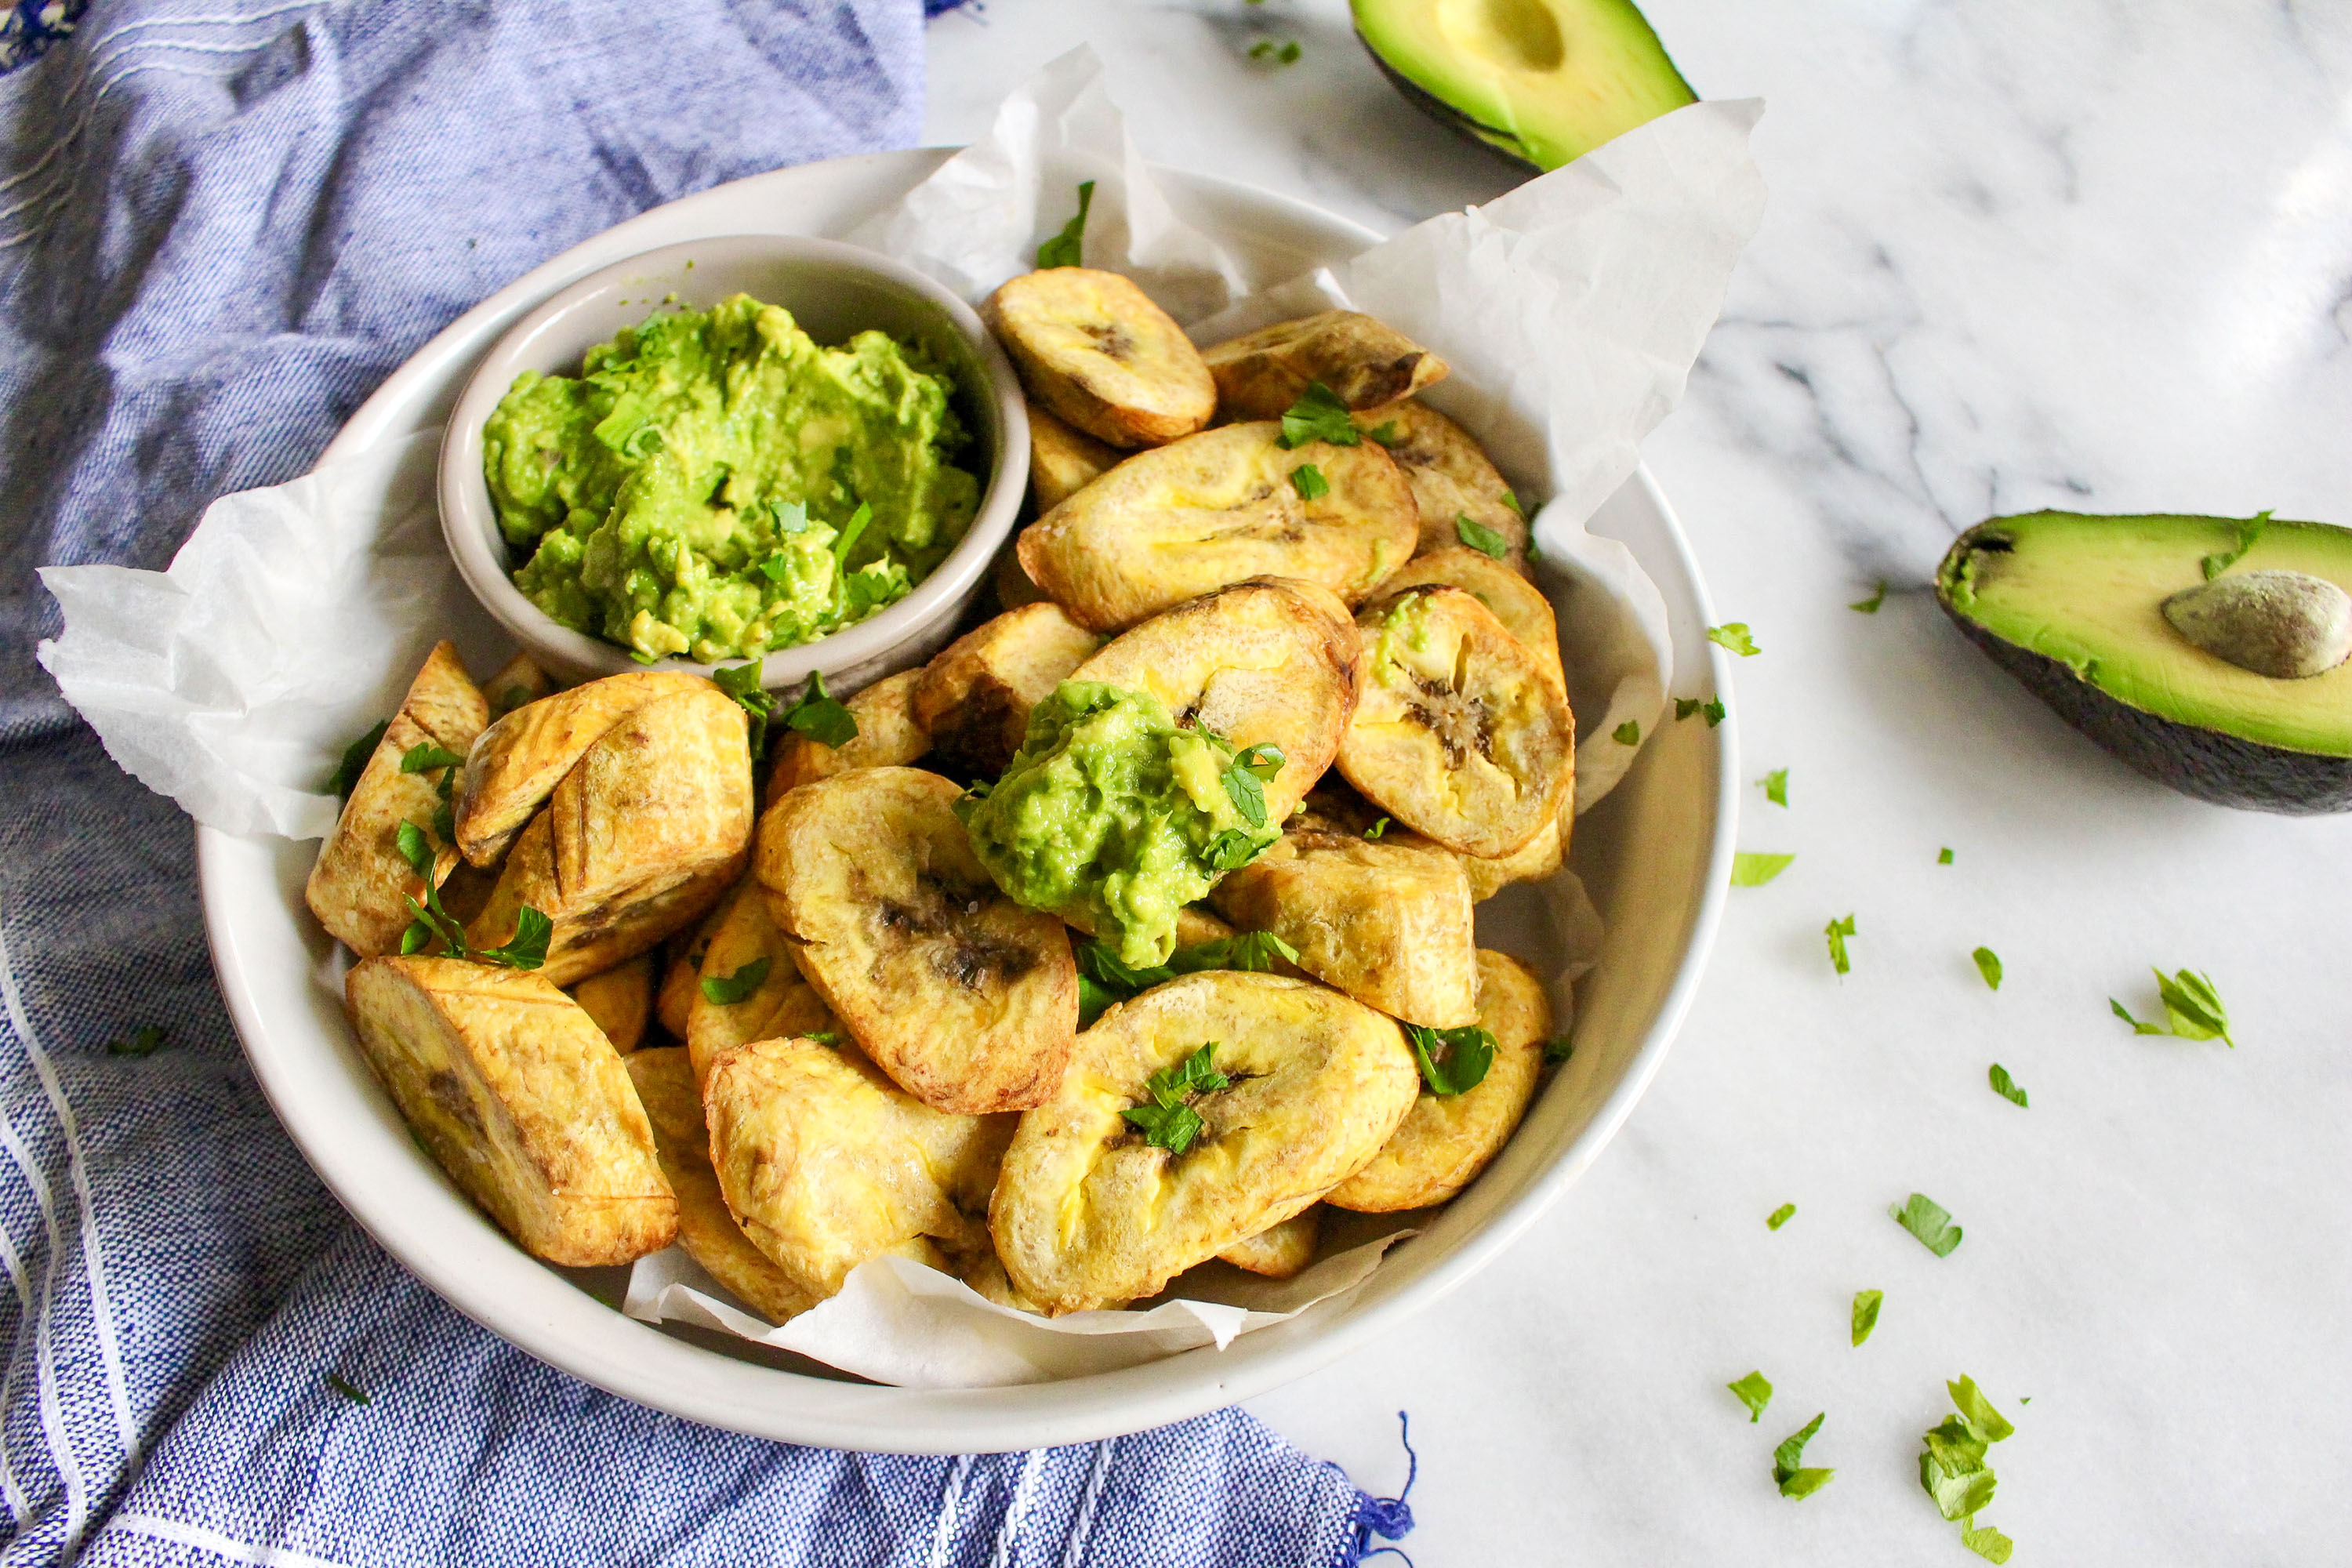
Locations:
0;4;1406;1563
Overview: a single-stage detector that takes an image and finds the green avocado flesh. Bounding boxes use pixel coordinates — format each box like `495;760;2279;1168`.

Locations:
1938;511;2352;758
955;683;1281;970
482;293;980;664
1352;0;1695;171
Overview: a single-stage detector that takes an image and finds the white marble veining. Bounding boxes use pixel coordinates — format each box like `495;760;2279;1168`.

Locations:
930;5;2352;1559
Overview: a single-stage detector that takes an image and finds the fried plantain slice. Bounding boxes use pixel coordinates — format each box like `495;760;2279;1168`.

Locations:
1380;546;1564;691
1027;400;1123;512
1338;586;1573;858
1017;423;1418;631
991;970;1417;1313
705;1036;1016;1300
1207;818;1477;1028
1203;311;1449;419
1357;401;1528;571
306;641;492;959
913;603;1103;778
685;874;837;1089
626;1047;818;1324
757;767;1077;1114
1069;578;1365;826
1218;1206;1321;1279
1328;949;1551;1212
655;887;739;1041
482;652;556;720
344;955;676;1265
466;684;753;985
993;542;1048;612
567;953;654;1054
982;267;1216;448
455;670;710;866
764;667;931;797
1460;815;1567;901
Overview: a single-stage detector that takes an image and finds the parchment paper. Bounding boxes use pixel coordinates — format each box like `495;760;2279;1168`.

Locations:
34;49;1762;1386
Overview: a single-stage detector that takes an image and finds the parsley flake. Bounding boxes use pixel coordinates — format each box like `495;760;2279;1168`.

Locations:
1277;383;1360;449
326;1372;370;1406
1972;946;2002;990
1365;420;1403;447
1730;852;1793;887
1541;1036;1573;1065
1202;829;1263;871
475;907;553;971
780;670;859;750
700;956;771;1006
1918;1375;2016;1562
1726;1369;1773;1423
1220;742;1283;829
1078;931;1298;1026
328;719;389;801
1364;817;1391;840
1851;1288;1883;1346
2110;967;2233;1046
1987;1064;2027;1108
106;1025;167;1058
1938;847;1955;865
1036;180;1096;270
1706;622;1761;656
1122;1043;1229;1154
398;742;464;776
1248;37;1301;64
1773;1413;1835;1500
1455;514;1511;559
1850;582;1888;613
1766;1203;1795;1231
713;659;775;756
1613;719;1640;746
1825;913;1857;975
1406;1022;1496;1096
1672;695;1729;727
1759;768;1788;806
1892;1192;1963;1257
2201;510;2270;581
1501;489;1523;517
1289;463;1330;501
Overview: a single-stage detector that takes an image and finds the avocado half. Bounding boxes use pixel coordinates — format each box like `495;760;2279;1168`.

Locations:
1352;0;1696;172
1936;510;2352;815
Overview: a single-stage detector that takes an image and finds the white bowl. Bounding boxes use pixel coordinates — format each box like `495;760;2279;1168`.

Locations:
199;151;1736;1454
436;234;1029;691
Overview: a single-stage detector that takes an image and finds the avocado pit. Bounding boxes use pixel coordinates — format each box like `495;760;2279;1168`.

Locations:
2161;570;2352;681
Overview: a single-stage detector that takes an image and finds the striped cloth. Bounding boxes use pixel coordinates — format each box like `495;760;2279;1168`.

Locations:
0;3;1405;1563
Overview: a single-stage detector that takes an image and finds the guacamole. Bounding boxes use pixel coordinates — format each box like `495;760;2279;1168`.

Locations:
482;292;981;663
957;682;1283;967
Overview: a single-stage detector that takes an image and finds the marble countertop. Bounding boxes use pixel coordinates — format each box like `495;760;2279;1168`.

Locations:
928;4;2352;1560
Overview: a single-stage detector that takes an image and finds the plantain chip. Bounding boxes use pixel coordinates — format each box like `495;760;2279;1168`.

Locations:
982;267;1215;448
756;766;1077;1114
1017;423;1419;631
913;602;1102;778
1357;401;1527;571
1026;400;1123;511
1207;818;1478;1028
482;651;556;720
1338;586;1573;858
991;970;1417;1313
1203;310;1448;419
704;1036;1015;1301
655;887;740;1041
455;670;710;866
1328;949;1552;1212
567;953;655;1054
764;666;931;798
1218;1205;1321;1279
626;1046;817;1325
344;955;676;1266
685;872;837;1089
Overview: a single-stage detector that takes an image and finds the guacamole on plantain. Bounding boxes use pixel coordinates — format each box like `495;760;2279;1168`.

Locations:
956;681;1284;967
482;292;981;663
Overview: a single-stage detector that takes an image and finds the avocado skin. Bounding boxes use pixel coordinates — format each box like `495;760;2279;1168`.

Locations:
1360;45;1547;172
1936;528;2352;815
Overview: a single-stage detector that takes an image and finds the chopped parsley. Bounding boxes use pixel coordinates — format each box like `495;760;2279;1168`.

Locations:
1987;1064;2027;1108
1849;582;1888;614
1972;946;2002;990
398;742;464;775
780;669;858;750
2110;967;2233;1046
1541;1036;1573;1065
1248;37;1302;64
394;821;549;969
397;739;464;844
1203;829;1264;871
1706;622;1761;656
1891;1192;1963;1258
1918;1375;2016;1563
1363;817;1391;840
1122;1042;1229;1154
1758;768;1788;806
1938;847;1955;865
713;659;775;756
1277;382;1361;449
1726;1369;1772;1423
700;956;771;1006
105;1025;167;1058
1613;720;1640;746
1824;913;1857;975
1730;852;1793;887
1036;180;1095;270
1365;420;1403;447
1501;489;1523;516
1455;514;1511;559
1406;1022;1495;1096
1675;695;1728;727
1289;463;1330;501
1766;1203;1795;1231
1076;930;1301;1027
1219;742;1284;829
1773;1413;1834;1500
2201;510;2270;581
1851;1289;1882;1347
326;1372;370;1406
328;719;390;801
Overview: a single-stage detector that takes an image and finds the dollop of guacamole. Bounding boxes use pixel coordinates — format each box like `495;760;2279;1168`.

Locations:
956;682;1283;967
482;292;981;663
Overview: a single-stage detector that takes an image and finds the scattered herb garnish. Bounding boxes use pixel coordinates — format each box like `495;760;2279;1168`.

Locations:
1365;420;1403;447
328;719;390;800
394;821;548;968
475;908;554;970
805;1029;843;1046
1706;622;1761;656
713;659;775;756
1277;382;1361;450
1036;180;1096;270
1972;946;2002;991
1077;931;1301;1026
1851;1289;1883;1346
1406;1022;1496;1096
1202;829;1263;872
1938;847;1955;865
1675;695;1728;727
1850;582;1888;614
326;1373;371;1406
1501;489;1523;516
1613;720;1640;746
1759;768;1788;806
1773;1413;1835;1499
1221;742;1284;829
397;739;465;843
1987;1064;2027;1108
2110;967;2233;1046
1541;1036;1573;1065
1456;514;1511;559
1825;913;1857;975
1892;1192;1963;1258
700;956;771;1006
1766;1203;1795;1231
1730;852;1794;887
1248;37;1301;64
1918;1375;2016;1563
106;1025;167;1058
1290;463;1330;501
1122;1042;1229;1155
1364;817;1391;840
1726;1369;1773;1423
2200;510;2270;581
779;670;859;750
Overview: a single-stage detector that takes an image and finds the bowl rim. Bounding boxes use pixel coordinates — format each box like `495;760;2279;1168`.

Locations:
434;231;1030;689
